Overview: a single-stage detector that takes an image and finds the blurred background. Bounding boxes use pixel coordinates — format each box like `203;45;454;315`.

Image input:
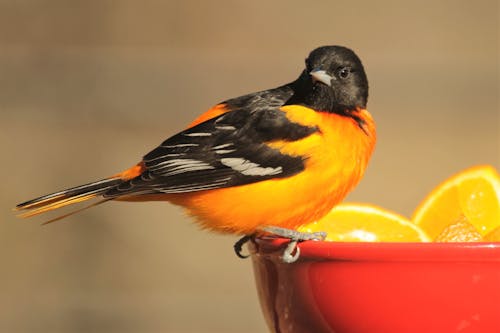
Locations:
1;0;498;332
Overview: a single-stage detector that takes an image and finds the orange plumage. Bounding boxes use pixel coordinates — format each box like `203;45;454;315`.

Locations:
165;106;375;234
15;45;376;237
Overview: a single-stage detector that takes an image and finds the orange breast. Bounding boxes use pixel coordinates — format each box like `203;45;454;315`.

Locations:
168;105;376;235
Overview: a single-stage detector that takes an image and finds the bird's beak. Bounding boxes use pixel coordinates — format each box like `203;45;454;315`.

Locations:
309;69;332;87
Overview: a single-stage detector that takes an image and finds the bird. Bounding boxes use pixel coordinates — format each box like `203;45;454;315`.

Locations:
15;45;376;262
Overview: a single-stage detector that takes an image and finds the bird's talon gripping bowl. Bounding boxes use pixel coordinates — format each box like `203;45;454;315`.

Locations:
233;227;328;262
280;231;328;263
260;226;328;242
233;234;253;259
256;226;328;263
310;231;328;241
282;240;301;263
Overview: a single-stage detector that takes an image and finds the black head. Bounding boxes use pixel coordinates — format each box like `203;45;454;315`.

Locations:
293;46;368;114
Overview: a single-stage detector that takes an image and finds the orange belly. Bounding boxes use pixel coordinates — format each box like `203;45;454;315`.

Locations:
166;105;376;234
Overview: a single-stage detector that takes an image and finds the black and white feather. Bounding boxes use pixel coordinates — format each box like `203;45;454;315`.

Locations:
104;108;318;197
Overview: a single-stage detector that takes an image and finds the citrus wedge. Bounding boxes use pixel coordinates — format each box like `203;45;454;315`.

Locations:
412;165;500;239
484;226;500;242
434;217;483;242
299;203;430;242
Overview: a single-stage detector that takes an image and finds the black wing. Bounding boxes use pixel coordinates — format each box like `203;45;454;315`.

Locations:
104;107;318;197
222;83;295;112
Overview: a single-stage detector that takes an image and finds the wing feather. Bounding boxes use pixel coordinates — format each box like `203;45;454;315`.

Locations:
104;108;317;197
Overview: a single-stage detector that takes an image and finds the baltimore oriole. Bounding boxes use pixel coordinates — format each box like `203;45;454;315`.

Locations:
16;46;376;261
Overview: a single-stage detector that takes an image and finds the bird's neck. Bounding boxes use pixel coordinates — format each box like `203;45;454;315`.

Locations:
287;72;367;116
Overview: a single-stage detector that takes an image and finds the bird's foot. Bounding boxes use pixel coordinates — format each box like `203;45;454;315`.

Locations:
233;226;327;263
233;234;253;259
260;226;327;263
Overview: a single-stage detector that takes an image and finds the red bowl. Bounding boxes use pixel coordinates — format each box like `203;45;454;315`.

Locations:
249;238;500;333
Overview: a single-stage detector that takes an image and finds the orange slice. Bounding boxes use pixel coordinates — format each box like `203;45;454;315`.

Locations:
412;165;500;239
434;217;483;242
484;226;500;242
299;203;430;242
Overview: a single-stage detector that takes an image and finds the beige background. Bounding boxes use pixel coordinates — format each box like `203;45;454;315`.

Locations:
1;1;498;332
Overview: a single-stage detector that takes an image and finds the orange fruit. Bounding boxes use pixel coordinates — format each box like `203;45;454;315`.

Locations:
299;203;430;242
412;165;500;239
434;216;483;242
484;226;500;242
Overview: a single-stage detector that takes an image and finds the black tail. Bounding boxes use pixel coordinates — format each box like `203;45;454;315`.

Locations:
15;177;123;220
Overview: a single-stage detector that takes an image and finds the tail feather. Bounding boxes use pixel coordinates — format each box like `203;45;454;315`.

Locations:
15;177;123;219
40;198;113;225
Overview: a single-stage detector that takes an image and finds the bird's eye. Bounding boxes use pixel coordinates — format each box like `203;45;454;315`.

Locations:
337;67;351;79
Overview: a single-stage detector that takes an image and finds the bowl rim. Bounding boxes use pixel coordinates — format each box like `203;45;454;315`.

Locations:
250;237;500;262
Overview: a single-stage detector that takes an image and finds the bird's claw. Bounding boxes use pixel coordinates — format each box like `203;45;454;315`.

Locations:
282;240;301;263
232;227;327;263
233;234;253;259
261;226;327;242
261;226;327;263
